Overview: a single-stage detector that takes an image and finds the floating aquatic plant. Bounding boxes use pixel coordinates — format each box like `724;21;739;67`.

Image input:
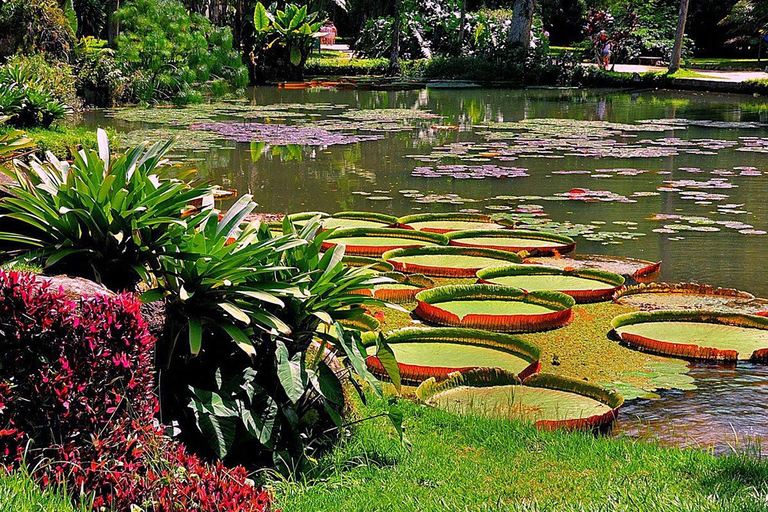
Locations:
189;121;383;146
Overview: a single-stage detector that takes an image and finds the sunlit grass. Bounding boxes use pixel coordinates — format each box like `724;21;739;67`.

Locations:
273;397;768;512
0;470;89;512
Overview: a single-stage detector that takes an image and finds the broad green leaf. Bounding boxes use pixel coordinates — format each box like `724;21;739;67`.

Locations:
290;45;302;67
188;316;203;355
275;340;307;403
376;332;401;394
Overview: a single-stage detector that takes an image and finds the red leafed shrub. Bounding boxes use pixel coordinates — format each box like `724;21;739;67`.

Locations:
0;271;272;511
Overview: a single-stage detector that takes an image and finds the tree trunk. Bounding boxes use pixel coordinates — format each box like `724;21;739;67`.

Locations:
107;0;120;45
668;0;690;73
389;0;402;75
509;0;535;47
458;0;466;56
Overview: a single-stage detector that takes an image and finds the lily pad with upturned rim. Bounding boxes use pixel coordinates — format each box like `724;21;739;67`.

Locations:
322;228;447;257
477;264;624;303
417;368;623;430
525;254;661;283
351;272;435;303
612;310;768;363
320;211;399;230
383;246;522;278
398;212;506;233
414;284;574;332
447;229;575;255
363;327;541;384
613;282;768;314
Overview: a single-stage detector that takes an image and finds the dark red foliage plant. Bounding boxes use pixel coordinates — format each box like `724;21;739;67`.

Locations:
0;271;273;511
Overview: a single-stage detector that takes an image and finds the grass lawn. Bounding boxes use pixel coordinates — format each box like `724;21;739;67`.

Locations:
687;58;765;71
0;471;87;512
273;398;768;512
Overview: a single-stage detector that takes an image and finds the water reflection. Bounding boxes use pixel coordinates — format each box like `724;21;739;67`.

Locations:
618;363;768;455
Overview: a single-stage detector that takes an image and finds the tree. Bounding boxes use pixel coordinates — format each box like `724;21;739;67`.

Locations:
668;0;690;72
509;0;536;47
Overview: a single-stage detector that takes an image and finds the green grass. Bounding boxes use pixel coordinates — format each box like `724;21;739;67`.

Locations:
0;471;87;512
0;125;118;160
687;57;765;71
273;398;768;512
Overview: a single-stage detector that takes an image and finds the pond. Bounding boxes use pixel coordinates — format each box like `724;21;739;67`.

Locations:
81;86;768;453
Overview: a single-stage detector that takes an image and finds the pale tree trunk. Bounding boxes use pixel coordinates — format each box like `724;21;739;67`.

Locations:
509;0;536;47
389;0;402;75
107;0;120;45
458;0;466;55
668;0;690;73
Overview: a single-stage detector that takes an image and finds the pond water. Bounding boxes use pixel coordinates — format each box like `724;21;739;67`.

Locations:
81;86;768;453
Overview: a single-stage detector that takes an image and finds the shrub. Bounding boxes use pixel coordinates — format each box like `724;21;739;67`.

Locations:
304;57;390;76
0;270;273;511
147;208;404;474
0;0;75;61
115;0;247;104
0;130;215;291
73;37;127;107
251;2;326;82
0;55;77;128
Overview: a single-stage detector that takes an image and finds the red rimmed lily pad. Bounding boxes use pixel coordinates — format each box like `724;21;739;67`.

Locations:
382;246;522;278
477;264;624;303
322;228;447;257
397;212;506;233
414;284;574;332
446;229;575;255
525;254;661;283
417;368;623;430
321;211;398;230
363;327;541;384
612;310;768;363
614;282;768;314
351;272;435;303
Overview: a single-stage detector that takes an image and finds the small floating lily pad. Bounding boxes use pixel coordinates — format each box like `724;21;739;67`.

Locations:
383;246;522;277
478;264;624;303
612;310;768;362
447;229;575;255
363;327;541;383
417;369;623;430
322;228;446;257
414;284;574;332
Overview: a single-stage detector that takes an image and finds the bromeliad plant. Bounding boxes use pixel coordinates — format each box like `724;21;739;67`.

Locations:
148;208;404;474
0;128;215;290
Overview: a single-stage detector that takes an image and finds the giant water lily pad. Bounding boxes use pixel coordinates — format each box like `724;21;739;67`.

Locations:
614;282;768;314
321;211;398;230
383;246;522;277
398;213;504;233
525;254;661;283
322;228;446;257
414;284;574;332
353;272;435;303
478;264;624;303
417;369;623;430
363;327;541;383
447;229;575;255
612;311;768;362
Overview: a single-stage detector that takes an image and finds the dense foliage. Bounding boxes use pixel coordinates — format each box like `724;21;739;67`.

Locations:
0;56;75;128
251;2;326;81
0;0;76;61
115;0;248;104
0;270;273;511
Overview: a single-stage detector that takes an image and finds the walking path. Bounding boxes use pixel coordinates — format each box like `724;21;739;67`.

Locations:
604;64;768;83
